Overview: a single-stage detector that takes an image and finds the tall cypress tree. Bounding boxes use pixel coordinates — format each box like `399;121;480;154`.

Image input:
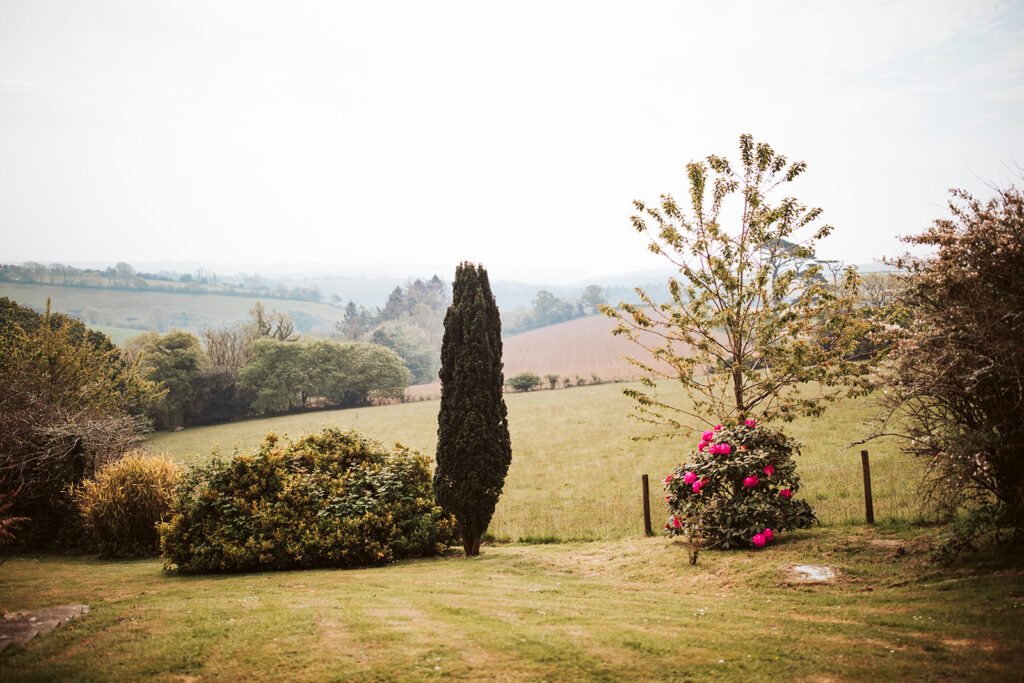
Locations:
434;262;511;557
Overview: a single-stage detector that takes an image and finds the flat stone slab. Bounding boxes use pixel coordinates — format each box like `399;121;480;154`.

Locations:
0;605;89;653
783;564;839;585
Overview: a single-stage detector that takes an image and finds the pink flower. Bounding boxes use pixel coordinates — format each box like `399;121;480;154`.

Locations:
720;444;731;455
692;481;703;493
780;489;792;499
701;478;709;485
698;442;707;452
764;465;775;477
752;533;766;548
672;517;682;528
743;476;759;487
745;418;756;427
738;445;748;451
664;475;673;484
714;424;723;431
665;495;670;501
683;471;698;484
702;430;714;441
763;528;774;541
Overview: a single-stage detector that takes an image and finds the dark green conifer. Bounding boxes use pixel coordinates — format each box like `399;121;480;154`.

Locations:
433;263;511;556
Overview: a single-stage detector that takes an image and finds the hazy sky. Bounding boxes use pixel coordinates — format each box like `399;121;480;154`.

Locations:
1;1;1022;283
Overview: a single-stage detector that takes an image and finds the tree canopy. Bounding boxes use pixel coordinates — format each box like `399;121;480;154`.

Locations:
434;263;511;556
604;134;875;431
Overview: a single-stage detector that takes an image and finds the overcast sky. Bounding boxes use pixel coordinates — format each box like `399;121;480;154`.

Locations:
1;1;1022;284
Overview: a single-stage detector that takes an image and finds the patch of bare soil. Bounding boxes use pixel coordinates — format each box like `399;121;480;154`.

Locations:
406;314;681;398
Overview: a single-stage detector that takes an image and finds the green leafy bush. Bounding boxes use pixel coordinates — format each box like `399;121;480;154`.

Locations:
506;371;541;392
72;451;180;557
159;428;456;573
664;421;816;562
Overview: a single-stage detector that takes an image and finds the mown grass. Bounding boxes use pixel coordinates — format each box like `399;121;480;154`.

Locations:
147;382;923;542
2;528;1022;681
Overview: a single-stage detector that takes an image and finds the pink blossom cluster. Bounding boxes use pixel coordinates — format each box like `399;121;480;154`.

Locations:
752;527;774;548
684;471;708;491
742;464;777;489
666;470;709;493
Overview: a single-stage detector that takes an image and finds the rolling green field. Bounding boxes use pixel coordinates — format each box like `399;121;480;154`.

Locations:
89;324;152;345
148;382;923;542
0;282;344;334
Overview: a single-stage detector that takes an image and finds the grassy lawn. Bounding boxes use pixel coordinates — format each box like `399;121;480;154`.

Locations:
2;528;1022;681
147;382;924;542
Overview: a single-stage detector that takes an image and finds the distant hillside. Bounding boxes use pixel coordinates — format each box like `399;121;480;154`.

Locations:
406;314;678;398
0;282;344;336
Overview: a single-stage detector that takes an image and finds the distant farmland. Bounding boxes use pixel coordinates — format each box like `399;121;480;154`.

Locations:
407;314;677;397
0;282;344;334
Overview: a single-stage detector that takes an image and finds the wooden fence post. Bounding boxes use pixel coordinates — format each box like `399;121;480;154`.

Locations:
642;474;654;536
861;450;875;525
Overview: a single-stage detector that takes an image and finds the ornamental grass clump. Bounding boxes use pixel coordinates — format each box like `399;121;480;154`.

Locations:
159;427;456;573
665;420;816;564
72;450;180;558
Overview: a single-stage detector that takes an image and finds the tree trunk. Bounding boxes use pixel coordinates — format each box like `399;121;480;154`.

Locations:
462;530;481;557
732;363;745;416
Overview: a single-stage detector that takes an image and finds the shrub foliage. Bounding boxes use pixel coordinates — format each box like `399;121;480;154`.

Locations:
0;298;156;546
665;421;816;562
72;451;180;557
878;185;1024;550
506;371;542;392
160;428;455;573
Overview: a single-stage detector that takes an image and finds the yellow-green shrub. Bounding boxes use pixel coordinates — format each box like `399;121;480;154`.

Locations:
159;428;456;574
72;451;180;557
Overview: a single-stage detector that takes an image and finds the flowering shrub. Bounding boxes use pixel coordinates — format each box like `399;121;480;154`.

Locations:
159;428;456;573
664;421;816;561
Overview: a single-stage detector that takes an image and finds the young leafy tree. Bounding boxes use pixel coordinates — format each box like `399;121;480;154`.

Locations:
434;263;512;557
138;331;204;429
603;134;874;432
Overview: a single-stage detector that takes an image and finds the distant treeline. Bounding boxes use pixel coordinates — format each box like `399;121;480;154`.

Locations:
119;303;412;430
129;276;453;427
501;285;608;336
0;262;324;302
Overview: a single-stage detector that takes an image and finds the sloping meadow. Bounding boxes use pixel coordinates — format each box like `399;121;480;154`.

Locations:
148;381;925;543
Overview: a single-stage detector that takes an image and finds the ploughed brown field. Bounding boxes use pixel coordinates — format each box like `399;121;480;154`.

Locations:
406;314;676;398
